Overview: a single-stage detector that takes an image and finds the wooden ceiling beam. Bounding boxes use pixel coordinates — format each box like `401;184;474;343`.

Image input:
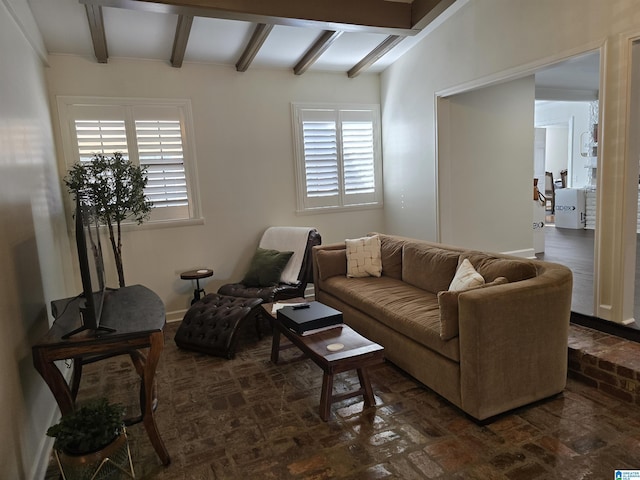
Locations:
343;0;456;78
294;30;343;76
80;0;420;36
236;23;274;72
85;4;109;63
347;35;404;78
411;0;457;29
170;14;193;67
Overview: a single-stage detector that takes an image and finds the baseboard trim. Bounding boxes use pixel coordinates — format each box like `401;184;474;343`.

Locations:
167;309;187;323
501;248;536;259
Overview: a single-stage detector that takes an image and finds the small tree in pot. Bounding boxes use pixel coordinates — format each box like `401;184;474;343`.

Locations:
65;152;153;287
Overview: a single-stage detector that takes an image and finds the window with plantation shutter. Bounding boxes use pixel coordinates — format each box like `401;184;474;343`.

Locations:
293;104;382;212
57;97;200;224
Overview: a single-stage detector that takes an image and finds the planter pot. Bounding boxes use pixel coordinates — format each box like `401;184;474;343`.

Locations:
54;432;134;480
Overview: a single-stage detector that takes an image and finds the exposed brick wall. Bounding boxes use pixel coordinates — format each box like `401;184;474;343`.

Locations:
568;335;640;404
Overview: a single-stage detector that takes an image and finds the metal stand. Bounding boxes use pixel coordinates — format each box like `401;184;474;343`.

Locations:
180;269;214;305
54;429;135;480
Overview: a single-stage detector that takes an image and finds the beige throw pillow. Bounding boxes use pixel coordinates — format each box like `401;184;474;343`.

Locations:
448;258;484;291
346;235;382;278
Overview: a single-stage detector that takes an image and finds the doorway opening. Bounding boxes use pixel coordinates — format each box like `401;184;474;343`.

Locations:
533;52;600;319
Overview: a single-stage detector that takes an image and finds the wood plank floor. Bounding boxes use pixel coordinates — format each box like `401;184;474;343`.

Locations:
536;225;640;326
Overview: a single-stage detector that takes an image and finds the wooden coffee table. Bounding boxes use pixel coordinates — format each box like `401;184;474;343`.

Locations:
263;299;385;421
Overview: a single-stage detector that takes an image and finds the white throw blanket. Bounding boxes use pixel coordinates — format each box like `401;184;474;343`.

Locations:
259;226;314;284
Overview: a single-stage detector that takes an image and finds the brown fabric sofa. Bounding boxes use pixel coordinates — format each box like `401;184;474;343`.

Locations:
312;233;573;421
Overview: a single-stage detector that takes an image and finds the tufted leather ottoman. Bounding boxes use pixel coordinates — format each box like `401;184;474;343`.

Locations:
174;294;263;359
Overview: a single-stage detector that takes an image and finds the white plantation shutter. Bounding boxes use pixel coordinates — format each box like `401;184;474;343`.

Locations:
75;120;128;161
342;118;375;197
294;104;382;211
69;105;129;161
302;119;339;199
135;120;188;209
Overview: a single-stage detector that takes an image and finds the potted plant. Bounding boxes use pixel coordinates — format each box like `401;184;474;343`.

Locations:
64;152;154;288
47;398;134;479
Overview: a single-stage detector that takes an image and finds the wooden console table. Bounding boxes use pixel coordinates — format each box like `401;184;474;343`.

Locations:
32;284;170;466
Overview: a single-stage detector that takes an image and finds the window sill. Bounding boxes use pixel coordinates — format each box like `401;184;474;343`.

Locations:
296;203;383;216
119;217;205;231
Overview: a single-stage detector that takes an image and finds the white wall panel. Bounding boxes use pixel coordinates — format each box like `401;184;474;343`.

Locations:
438;76;535;253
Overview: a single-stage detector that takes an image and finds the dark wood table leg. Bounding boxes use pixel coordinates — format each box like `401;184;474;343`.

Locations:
129;332;170;465
70;359;83;402
319;372;334;421
271;328;281;364
143;332;170;465
32;348;75;415
357;368;376;407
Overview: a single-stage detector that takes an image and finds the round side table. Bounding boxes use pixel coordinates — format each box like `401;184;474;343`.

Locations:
180;268;214;304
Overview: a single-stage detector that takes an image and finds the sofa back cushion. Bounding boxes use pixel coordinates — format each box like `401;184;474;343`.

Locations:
374;233;405;279
461;252;537;283
402;243;460;294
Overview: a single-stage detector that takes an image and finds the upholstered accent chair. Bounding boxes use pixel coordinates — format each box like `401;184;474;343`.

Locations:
217;226;321;303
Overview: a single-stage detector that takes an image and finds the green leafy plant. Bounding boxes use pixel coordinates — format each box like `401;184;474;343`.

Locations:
64;152;153;287
46;398;126;455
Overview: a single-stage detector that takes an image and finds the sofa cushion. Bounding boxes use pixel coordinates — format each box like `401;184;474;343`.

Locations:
316;248;347;280
402;243;460;294
346;235;382;278
438;276;509;340
375;233;405;279
449;258;485;291
322;275;460;362
461;252;537;283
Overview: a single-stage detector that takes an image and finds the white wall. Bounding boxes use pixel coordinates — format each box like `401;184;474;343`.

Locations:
44;56;384;318
545;127;569;181
0;0;74;478
380;0;640;323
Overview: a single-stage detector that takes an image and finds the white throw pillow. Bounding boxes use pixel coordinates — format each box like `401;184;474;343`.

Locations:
449;258;485;291
346;235;382;278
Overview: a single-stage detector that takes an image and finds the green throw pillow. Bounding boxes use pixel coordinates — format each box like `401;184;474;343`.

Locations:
242;248;294;287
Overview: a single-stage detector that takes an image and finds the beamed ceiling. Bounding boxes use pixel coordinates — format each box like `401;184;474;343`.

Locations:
28;0;458;77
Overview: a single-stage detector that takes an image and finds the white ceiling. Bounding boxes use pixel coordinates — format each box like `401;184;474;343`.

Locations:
535;52;601;99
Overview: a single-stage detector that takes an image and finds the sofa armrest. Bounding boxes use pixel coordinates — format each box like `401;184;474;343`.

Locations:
457;262;572;420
